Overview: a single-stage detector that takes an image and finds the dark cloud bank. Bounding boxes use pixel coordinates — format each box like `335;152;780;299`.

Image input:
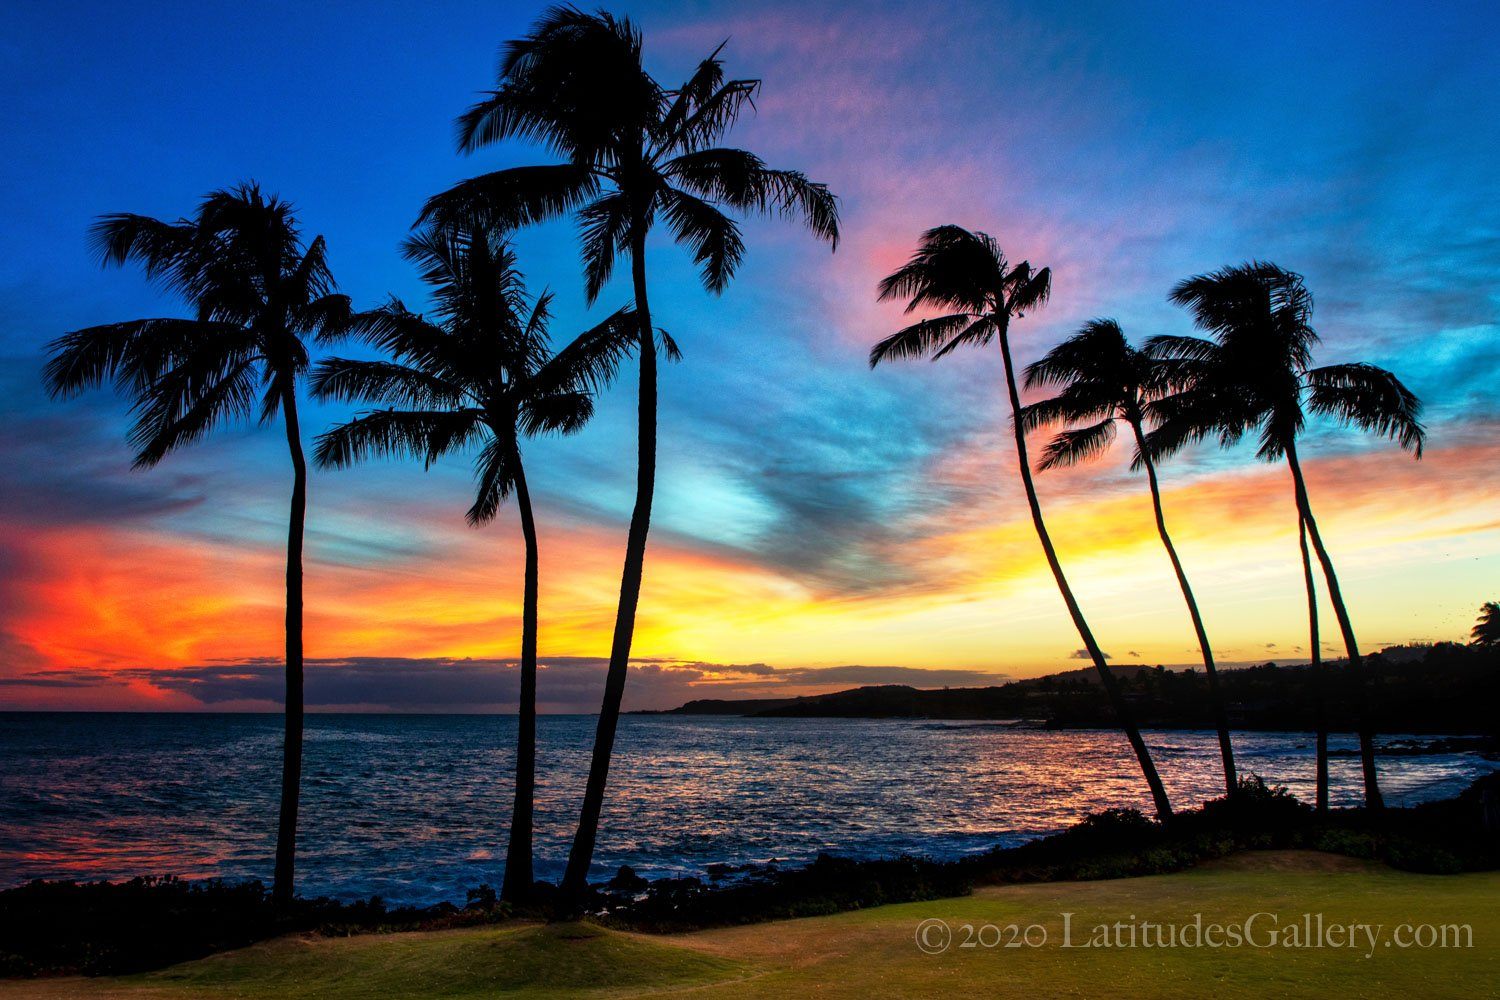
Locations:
2;657;1006;713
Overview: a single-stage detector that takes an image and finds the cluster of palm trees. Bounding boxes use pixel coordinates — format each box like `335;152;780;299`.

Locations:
45;8;836;911
43;5;1433;912
870;228;1427;820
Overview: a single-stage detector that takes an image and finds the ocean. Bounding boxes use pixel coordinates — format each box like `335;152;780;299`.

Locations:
2;712;1492;905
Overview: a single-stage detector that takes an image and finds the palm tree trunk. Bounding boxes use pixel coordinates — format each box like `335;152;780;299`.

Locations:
1284;440;1383;810
1129;420;1236;797
1298;513;1329;813
502;459;539;903
272;386;307;909
997;324;1172;820
562;223;658;906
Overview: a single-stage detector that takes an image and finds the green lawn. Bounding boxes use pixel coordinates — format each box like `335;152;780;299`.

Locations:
6;852;1496;999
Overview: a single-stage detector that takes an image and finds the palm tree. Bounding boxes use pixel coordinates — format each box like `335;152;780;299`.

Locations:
1018;319;1237;797
42;183;351;906
870;226;1173;820
421;7;839;903
310;221;639;904
1473;602;1500;647
1150;261;1426;810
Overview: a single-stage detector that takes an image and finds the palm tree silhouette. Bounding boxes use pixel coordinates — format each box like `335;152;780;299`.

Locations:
1018;319;1237;797
870;226;1173;820
310;221;640;903
42;183;351;906
1150;261;1426;810
1473;602;1500;647
420;7;839;903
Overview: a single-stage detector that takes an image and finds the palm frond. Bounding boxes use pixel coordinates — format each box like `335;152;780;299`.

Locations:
1016;395;1078;432
1170;262;1317;366
342;302;457;376
259;370;289;428
665;150;839;249
313;408;485;470
128;357;260;468
1017;384;1116;432
1025;319;1129;388
931;317;998;360
867;313;972;367
1255;407;1305;461
401;225;465;290
660;188;745;293
283;235;339;309
43;319;248;398
1144;334;1220;363
310;358;466;408
520;389;595;436
418;165;601;230
466;435;520;525
455;85;556;155
658;41;729;143
88;214;198;295
459;6;653;161
1139;386;1246;466
1141;357;1208;397
1007;264;1052;315
656;327;683;362
1306;362;1425;456
301;293;354;344
877;226;1000;315
519;289;555;361
534;306;638;395
577;191;632;302
659;76;759;155
1037;417;1117;471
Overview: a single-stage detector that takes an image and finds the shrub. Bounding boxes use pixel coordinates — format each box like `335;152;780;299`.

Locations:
0;877;508;977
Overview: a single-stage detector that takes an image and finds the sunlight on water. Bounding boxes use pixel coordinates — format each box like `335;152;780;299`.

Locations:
1;713;1493;905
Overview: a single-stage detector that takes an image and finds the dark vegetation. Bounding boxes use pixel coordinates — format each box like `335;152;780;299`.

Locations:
592;774;1500;932
0;879;512;978
6;772;1497;977
653;642;1500;736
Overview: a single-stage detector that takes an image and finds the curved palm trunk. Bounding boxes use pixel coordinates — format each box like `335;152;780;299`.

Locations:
562;225;658;906
502;461;540;903
998;325;1172;820
1284;441;1383;810
1129;420;1236;797
1298;513;1329;813
272;387;307;908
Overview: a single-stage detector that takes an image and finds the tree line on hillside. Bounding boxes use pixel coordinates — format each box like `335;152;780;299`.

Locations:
659;642;1500;736
43;5;1480;913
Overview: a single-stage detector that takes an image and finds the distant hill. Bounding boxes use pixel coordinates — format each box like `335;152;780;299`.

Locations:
652;664;1175;720
642;644;1498;735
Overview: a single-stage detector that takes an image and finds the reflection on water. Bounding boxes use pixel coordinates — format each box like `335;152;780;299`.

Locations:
1;713;1493;905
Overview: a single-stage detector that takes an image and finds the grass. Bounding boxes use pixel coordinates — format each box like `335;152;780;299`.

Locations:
4;852;1496;999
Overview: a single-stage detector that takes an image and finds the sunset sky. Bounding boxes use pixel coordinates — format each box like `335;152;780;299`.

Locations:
2;0;1497;712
